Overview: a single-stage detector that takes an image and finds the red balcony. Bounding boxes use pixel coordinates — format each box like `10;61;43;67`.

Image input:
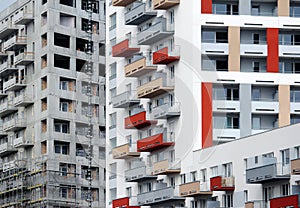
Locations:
210;176;235;191
112;39;140;57
112;197;140;208
153;47;180;65
270;195;298;208
137;132;174;152
124;111;157;129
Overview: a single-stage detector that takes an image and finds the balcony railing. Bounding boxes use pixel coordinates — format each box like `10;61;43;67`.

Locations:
14;92;33;107
112;143;140;159
137;186;183;206
291;158;300;175
13;10;34;25
137;129;175;152
0;62;17;77
152;102;180;119
13;135;34;148
125;2;157;25
210;176;235;191
179;181;212;197
124;109;157;129
137;73;174;98
0;142;17;156
3;118;26;132
137;17;174;45
153;46;180;65
0;101;17;117
246;156;290;183
3;77;26;92
112;38;140;57
14;52;34;65
0;21;18;39
152;159;181;175
153;0;180;10
125;56;157;77
125;165;157;182
112;91;139;108
112;0;136;7
3;36;27;51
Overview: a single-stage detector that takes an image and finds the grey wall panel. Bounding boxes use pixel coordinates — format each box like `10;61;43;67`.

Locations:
240;84;252;137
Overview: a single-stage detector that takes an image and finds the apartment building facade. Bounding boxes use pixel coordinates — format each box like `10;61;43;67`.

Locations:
106;0;300;207
0;0;106;207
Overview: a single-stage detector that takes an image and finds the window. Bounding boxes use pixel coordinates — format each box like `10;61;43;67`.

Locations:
223;163;232;177
191;201;198;208
253;33;260;44
169;176;175;187
146;182;152;192
59;101;68;112
191;171;197;182
252;117;261;130
60;187;68;198
252;88;260;100
281;184;290;196
223;193;233;207
170;65;175;79
110;88;116;102
180;174;186;184
263;186;274;202
109;63;116;80
244;190;248;202
253;62;260;72
169;10;174;24
216;60;228;71
200;169;207;182
109;13;116;30
295;146;300;159
54;121;70;133
226;115;239;129
126;187;132;197
109;113;116;129
59;81;68;90
59;163;68;176
251;5;260;16
148;102;152;113
281;149;290;165
211;166;218;177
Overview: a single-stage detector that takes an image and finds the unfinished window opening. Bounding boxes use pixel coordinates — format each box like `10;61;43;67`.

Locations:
41;98;47;112
41;33;47;47
82;81;99;96
42;0;47;4
41;12;47;26
41;141;47;154
99;43;105;56
60;0;76;7
54;33;70;48
82;102;99;117
81;166;99;180
82;0;99;13
76;58;87;72
81;18;99;34
76;37;93;52
41;119;47;132
60;13;76;28
41;55;47;69
54;54;70;69
41;76;47;90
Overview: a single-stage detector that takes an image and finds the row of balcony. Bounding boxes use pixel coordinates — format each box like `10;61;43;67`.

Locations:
112;0;180;10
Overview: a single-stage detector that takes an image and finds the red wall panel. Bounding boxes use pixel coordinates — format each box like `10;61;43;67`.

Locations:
201;82;213;148
270;195;298;208
267;28;279;73
201;0;212;14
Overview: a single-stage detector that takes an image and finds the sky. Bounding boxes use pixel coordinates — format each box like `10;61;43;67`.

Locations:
0;0;17;12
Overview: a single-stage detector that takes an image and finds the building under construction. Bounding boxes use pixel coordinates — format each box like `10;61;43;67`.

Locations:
0;0;106;207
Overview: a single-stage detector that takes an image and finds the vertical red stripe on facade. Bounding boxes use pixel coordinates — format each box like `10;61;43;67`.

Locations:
202;83;213;148
267;28;279;73
201;0;212;14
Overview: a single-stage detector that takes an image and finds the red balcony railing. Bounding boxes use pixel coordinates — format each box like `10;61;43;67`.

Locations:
270;195;298;208
137;133;174;152
112;39;140;57
210;176;235;191
112;197;140;208
153;47;180;65
124;111;157;129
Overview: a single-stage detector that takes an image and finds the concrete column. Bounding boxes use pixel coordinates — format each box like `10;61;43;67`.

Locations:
278;85;290;127
240;84;252;137
278;0;290;17
239;0;251;15
228;26;240;72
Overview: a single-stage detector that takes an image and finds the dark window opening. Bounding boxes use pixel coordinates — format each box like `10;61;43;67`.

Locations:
60;0;76;7
54;33;70;48
54;54;70;69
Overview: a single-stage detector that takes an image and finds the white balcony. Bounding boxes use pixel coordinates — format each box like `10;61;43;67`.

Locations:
213;100;240;113
279;45;300;57
240;44;267;57
0;21;17;39
0;142;17;156
152;102;180;119
14;92;33;107
13;10;34;25
251;100;279;114
213;128;240;142
201;43;228;55
291;102;300;114
14;52;34;65
0;62;17;77
0;102;17;117
112;91;139;108
3;118;26;132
